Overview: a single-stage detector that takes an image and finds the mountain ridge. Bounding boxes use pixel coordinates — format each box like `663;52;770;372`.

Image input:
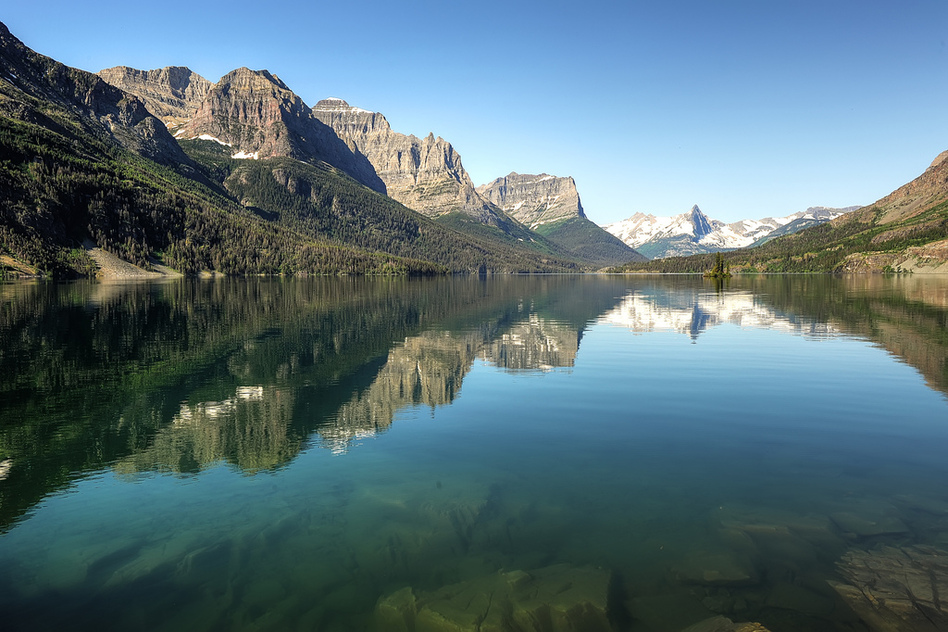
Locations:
99;70;589;262
605;204;860;259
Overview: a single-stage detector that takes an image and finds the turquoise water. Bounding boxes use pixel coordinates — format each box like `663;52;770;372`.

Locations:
0;275;947;631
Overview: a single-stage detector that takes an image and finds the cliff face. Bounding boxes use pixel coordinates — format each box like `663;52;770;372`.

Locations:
97;66;212;130
312;98;505;223
476;173;585;229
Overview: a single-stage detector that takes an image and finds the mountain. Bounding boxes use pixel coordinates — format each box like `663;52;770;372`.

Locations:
610;152;948;274
100;65;386;192
0;21;580;277
0;27;187;169
605;205;859;259
735;206;862;246
476;172;645;266
605;205;721;259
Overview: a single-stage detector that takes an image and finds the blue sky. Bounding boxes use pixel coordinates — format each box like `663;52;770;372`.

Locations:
5;1;947;224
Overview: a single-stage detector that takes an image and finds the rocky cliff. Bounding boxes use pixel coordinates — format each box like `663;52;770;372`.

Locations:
97;66;212;131
476;172;585;228
312;98;506;224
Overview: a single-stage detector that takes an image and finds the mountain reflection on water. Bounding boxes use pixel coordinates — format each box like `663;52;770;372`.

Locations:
1;274;947;531
2;274;948;632
0;276;619;528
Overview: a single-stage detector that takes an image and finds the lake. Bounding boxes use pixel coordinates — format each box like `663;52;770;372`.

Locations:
1;274;947;632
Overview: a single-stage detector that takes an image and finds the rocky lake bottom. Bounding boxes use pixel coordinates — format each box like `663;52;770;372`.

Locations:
0;275;947;631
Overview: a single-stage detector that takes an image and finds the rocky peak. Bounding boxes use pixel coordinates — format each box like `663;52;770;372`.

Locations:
216;67;290;92
97;65;212;130
476;173;585;229
929;150;948;170
313;98;390;136
689;205;713;237
176;67;307;159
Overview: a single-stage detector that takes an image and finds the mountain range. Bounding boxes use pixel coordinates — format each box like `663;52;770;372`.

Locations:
98;63;642;269
605;204;860;259
0;21;639;278
1;20;946;277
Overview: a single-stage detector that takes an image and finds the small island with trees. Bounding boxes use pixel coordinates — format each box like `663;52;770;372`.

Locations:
704;252;732;278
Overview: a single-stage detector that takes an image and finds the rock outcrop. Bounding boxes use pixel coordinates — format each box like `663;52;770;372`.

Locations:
476;173;585;229
312;98;507;223
97;66;212;130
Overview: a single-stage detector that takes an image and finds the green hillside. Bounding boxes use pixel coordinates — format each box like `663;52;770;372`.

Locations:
532;216;646;267
183;140;580;273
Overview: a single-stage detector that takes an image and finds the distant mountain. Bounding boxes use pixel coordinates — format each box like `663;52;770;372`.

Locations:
477;173;645;266
605;205;859;259
610;152;948;274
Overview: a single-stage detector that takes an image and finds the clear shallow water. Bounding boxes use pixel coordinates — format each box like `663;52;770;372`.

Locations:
1;275;947;631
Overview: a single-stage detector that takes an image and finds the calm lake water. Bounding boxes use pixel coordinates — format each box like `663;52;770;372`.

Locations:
1;275;947;631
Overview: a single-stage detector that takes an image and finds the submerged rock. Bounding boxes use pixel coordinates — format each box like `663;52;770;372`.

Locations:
829;545;948;632
671;553;759;587
680;615;771;632
829;511;909;538
375;564;613;632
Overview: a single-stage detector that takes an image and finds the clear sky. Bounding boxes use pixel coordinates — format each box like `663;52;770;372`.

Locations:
4;1;947;224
